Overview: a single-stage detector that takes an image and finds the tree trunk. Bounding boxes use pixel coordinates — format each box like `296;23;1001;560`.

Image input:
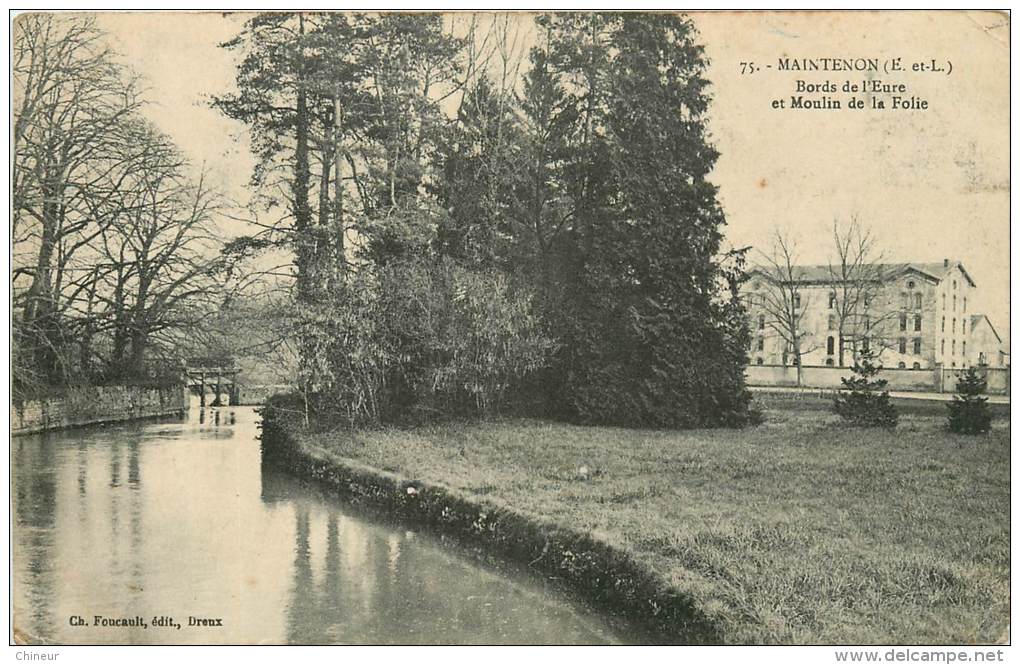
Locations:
793;335;803;386
79;271;98;379
293;13;314;304
128;329;147;378
22;177;61;381
333;93;344;275
110;281;129;373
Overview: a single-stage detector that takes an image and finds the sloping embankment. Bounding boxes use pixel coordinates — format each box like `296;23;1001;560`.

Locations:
259;400;722;645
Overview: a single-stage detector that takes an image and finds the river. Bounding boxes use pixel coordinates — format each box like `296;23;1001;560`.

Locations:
11;404;625;645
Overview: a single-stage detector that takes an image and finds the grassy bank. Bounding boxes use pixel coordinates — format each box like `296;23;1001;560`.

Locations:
279;404;1008;644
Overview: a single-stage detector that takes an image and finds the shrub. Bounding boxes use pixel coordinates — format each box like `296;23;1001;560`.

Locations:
946;368;992;435
833;350;898;428
300;257;555;427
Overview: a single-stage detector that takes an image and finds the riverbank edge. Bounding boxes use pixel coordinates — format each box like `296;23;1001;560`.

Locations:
259;401;722;645
12;385;188;436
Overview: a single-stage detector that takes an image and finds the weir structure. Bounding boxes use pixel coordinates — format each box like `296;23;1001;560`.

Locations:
184;357;241;407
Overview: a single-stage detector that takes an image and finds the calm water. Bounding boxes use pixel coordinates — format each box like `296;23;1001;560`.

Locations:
11;404;624;645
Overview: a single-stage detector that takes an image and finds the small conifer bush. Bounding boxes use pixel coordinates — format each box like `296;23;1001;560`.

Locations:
947;367;992;435
833;350;899;428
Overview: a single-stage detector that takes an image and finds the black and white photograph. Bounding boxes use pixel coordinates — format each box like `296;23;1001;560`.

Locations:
7;7;1012;658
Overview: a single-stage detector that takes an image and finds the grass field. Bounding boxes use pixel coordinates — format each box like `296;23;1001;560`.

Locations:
293;402;1009;644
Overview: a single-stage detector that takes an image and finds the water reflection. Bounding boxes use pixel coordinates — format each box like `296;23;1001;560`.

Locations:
11;407;622;645
196;407;236;430
14;436;58;637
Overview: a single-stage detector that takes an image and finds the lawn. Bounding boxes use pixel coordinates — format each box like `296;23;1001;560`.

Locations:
291;403;1009;644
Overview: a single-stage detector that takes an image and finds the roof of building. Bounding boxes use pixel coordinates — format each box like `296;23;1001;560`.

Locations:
970;314;1002;344
748;261;976;287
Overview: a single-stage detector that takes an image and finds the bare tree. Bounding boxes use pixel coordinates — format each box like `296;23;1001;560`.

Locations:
826;216;898;367
757;230;816;385
87;126;225;378
13;14;144;383
13;16;230;391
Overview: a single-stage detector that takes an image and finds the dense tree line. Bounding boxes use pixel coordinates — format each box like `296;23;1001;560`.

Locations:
13;15;227;396
218;12;753;427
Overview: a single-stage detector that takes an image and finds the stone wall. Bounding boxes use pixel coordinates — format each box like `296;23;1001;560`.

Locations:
746;364;1009;395
938;367;1010;395
11;385;188;436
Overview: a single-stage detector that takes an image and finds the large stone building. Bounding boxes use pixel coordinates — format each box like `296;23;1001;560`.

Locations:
743;259;1005;370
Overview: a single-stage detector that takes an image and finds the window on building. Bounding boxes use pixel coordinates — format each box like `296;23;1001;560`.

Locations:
828;292;836;309
963;297;967;312
912;362;921;370
953;295;956;311
756;357;764;366
828;314;836;330
952;318;956;332
941;339;945;355
864;295;871;308
914;314;921;332
914;293;922;309
827;336;835;355
900;292;909;309
757;338;764;351
941;317;945;332
942;293;946;309
952;340;956;356
825;358;834;366
979;352;986;365
898;338;907;354
913;338;922;355
962;319;967;334
907;280;915;289
862;338;870;353
962;341;966;356
953;279;957;289
951;361;956;368
793;293;801;308
864;315;870;330
899;313;907;331
897;361;906;368
758;315;765;330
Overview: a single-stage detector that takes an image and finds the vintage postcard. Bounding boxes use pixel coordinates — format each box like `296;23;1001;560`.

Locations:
9;7;1010;658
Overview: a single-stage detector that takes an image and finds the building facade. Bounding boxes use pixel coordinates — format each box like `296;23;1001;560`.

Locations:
968;314;1006;368
743;259;999;370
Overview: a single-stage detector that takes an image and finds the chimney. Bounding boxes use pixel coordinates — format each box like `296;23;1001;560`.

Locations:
943;258;949;267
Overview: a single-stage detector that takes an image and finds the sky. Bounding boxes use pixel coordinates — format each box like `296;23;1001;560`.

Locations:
91;10;1010;338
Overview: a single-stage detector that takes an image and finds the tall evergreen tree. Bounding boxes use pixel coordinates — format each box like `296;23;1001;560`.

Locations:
215;13;464;282
524;13;752;426
214;13;330;303
434;75;521;268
